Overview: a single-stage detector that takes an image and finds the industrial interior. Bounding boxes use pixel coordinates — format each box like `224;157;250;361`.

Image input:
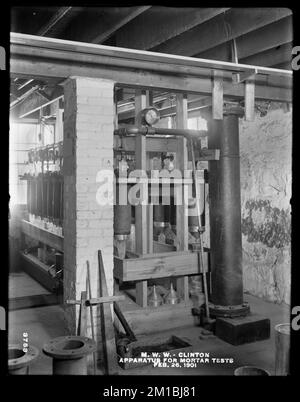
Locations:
8;7;292;375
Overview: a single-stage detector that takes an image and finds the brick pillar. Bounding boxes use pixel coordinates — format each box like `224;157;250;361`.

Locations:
63;77;115;335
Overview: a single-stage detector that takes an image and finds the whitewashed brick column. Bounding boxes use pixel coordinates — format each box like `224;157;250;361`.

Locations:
63;77;115;334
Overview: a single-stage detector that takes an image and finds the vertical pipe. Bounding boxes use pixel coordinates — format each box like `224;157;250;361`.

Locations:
9;366;29;375
43;336;96;375
208;106;244;307
52;356;88;375
8;345;39;375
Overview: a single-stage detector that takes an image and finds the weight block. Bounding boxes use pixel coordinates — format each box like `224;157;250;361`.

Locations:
216;313;270;345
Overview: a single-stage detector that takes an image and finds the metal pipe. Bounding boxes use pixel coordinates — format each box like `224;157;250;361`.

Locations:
234;366;270;376
114;126;207;140
208;106;245;308
43;335;96;375
8;344;39;375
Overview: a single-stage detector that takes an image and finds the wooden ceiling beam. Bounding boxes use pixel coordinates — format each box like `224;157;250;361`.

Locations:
115;7;230;50
10;33;292;79
10;33;292;102
195;16;293;62
152;8;292;56
91;6;151;44
241;42;293;67
37;7;74;36
270;61;291;70
11;56;291;102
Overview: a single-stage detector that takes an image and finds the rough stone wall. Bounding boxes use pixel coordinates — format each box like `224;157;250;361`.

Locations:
239;104;292;305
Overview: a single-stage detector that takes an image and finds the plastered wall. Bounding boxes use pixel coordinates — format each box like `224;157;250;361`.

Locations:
239;103;292;305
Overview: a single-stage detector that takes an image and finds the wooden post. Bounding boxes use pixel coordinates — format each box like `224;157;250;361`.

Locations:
175;93;189;304
77;291;87;336
147;204;153;254
135;89;149;307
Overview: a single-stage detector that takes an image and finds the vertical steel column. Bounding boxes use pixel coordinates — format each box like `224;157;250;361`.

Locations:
208;106;246;310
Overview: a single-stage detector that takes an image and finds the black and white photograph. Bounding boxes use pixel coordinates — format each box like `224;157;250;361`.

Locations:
2;4;298;386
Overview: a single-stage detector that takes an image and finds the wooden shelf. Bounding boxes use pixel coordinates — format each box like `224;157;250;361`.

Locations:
21;219;63;252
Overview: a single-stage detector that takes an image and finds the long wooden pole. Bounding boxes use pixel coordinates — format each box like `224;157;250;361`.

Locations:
86;261;97;375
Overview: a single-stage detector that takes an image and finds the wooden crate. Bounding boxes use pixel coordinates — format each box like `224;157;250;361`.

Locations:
114;250;209;282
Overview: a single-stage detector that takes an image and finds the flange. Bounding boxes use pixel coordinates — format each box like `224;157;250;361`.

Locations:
234;366;270;376
209;302;250;318
43;335;96;360
43;335;96;375
8;344;39;375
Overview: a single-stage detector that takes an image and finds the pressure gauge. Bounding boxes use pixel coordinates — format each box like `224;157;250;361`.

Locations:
140;107;160;126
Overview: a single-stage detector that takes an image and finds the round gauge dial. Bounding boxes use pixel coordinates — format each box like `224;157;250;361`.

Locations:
142;107;160;126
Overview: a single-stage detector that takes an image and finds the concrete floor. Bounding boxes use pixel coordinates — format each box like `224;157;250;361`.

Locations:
9;292;289;376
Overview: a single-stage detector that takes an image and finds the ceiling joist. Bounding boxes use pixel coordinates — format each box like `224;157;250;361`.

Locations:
91;6;152;44
115;7;230;50
152;8;292;57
